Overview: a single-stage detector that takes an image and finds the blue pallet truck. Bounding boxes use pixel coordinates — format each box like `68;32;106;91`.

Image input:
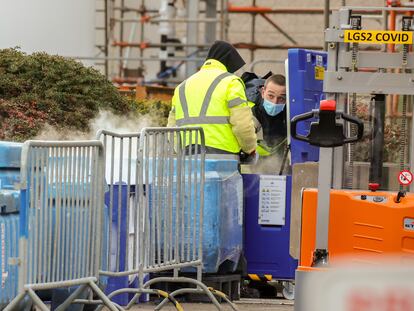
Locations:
242;49;327;300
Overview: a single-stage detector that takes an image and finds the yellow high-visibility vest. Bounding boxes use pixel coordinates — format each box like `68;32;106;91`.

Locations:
172;59;249;153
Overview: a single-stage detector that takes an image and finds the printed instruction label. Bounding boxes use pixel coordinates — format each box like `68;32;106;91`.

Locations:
258;175;286;226
404;218;414;231
344;30;413;44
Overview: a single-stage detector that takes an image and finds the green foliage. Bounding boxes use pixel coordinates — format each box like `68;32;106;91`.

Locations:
0;48;133;141
0;99;47;141
133;99;171;126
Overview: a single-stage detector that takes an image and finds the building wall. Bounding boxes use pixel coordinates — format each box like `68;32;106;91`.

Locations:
0;0;95;62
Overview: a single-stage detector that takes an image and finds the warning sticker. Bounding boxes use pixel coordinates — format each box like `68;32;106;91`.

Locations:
315;66;324;80
398;170;413;186
344;30;413;44
258;175;286;226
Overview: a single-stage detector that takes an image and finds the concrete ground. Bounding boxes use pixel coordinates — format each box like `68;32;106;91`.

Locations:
107;299;294;311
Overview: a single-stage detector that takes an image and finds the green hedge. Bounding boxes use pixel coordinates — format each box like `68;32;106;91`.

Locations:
0;48;134;141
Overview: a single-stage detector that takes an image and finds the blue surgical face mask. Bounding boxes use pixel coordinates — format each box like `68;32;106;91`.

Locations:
263;99;285;116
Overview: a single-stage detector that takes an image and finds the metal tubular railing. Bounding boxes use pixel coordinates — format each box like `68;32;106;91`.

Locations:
97;127;237;311
4;140;118;311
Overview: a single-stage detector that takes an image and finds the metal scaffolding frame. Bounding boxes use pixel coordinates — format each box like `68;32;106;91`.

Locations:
93;1;399;86
95;0;229;85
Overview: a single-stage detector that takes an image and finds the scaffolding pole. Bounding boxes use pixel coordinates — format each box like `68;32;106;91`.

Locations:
186;0;200;76
100;1;348;83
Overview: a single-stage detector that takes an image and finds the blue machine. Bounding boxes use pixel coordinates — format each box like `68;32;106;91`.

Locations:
242;49;327;298
243;175;296;279
288;49;327;164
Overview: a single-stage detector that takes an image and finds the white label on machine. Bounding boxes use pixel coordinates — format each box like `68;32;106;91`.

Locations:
404;218;414;231
316;54;323;67
258;175;286;226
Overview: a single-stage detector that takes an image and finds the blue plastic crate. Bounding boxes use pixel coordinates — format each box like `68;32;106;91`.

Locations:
0;142;22;192
0;214;19;309
147;158;243;274
203;159;243;273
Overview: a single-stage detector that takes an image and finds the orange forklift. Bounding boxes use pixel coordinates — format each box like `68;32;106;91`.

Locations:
289;7;414;309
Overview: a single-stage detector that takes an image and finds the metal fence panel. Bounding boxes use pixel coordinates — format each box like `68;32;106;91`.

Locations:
98;128;237;311
5;140;118;311
96;130;140;275
137;127;205;273
20;141;103;286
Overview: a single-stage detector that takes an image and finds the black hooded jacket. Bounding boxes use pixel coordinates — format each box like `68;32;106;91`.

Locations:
252;101;287;146
206;41;245;73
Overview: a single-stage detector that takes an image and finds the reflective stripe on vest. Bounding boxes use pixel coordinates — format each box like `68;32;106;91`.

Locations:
178;72;232;123
227;97;247;108
176;116;229;126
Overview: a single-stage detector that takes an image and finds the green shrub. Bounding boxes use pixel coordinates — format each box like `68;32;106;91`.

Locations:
0;48;134;141
133;99;171;126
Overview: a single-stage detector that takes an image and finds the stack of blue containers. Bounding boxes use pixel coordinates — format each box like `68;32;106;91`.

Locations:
203;158;243;273
0;141;110;311
0;142;27;310
104;156;243;306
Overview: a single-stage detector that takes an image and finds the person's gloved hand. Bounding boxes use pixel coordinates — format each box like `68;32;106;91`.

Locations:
239;150;258;165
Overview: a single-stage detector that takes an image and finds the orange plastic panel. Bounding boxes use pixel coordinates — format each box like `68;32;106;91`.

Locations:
300;189;414;267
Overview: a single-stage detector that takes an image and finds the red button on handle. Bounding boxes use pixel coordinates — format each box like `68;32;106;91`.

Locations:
368;183;380;192
320;100;336;111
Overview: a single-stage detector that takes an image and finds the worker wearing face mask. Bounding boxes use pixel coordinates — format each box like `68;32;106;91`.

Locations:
252;74;287;156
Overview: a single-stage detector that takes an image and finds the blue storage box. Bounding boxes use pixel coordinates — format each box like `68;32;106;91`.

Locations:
203;158;243;273
147;157;243;274
0;214;19;309
0;142;22;192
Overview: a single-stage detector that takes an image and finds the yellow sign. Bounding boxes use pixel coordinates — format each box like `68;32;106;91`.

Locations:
344;30;412;44
315;66;324;80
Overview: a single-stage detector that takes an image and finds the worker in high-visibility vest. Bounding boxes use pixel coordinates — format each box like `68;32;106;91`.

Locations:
167;41;257;160
252;74;287;157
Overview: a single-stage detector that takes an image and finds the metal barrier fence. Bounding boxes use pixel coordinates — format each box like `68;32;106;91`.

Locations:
4;140;118;311
97;130;141;276
97;128;237;311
